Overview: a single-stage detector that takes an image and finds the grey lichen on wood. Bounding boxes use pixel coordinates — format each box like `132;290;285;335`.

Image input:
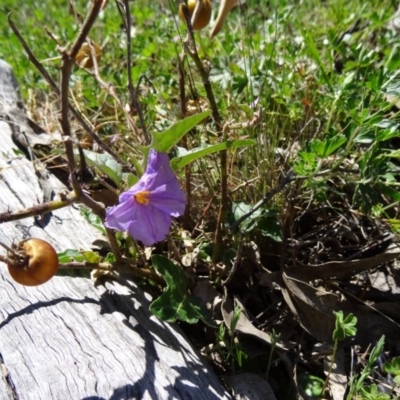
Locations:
0;59;231;400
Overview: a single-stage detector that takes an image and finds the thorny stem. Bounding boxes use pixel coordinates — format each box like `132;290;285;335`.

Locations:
181;4;226;263
58;0;122;262
0;192;77;224
0;255;165;286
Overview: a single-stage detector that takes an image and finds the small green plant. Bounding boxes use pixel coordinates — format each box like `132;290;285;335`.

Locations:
323;311;358;395
266;328;281;380
215;307;247;373
321;313;390;399
346;335;385;400
298;373;325;399
149;255;215;326
383;356;400;397
358;384;390;400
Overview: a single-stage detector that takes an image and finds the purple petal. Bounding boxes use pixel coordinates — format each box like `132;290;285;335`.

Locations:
127;204;172;246
105;199;136;231
105;149;186;246
146;148;170;175
149;185;186;217
119;150;176;201
145;150;177;190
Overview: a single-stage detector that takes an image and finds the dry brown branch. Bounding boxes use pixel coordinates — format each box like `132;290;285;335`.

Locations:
180;4;226;263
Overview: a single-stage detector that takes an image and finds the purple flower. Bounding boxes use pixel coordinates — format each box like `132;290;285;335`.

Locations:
104;149;186;246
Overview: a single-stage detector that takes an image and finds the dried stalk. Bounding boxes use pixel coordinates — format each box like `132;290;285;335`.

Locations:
180;3;227;263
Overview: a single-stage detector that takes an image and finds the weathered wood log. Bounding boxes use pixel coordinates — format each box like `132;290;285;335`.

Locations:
0;59;231;400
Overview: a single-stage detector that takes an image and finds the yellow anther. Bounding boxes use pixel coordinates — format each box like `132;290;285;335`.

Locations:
134;191;151;205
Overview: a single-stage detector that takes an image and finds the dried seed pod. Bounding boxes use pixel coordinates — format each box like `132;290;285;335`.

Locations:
179;0;212;31
7;238;59;286
75;41;102;69
209;0;239;39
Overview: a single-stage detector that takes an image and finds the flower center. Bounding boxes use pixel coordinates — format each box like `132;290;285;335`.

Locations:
134;190;151;205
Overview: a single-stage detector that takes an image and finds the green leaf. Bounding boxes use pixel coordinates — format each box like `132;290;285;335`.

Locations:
104;252;116;263
80;149;123;186
298;373;324;398
377;184;400;202
123;172;138;187
333;311;357;341
384;356;400;376
369;336;385;366
58;249;85;263
230;307;242;332
310;135;347;158
170;139;256;171
80;206;106;234
359;384;390;400
342;71;356;88
385;80;400;96
150;111;212;153
257;211;283;242
353;183;384;213
301;29;332;90
292;151;318;175
149;255;215;327
81;250;101;264
237;103;254;118
232;202;260;232
231;203;283;242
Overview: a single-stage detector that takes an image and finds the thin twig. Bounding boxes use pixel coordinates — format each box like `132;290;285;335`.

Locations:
177;50;193;228
230;170;296;232
122;0;150;145
180;4;226;262
58;0;103;192
222;231;244;286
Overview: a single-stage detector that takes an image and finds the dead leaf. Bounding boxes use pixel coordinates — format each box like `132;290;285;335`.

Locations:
282;273;342;342
75;41;102;69
286;247;400;281
193;280;223;318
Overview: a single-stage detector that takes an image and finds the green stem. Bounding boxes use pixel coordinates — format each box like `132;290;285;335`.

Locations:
322;338;338;394
266;342;276;381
